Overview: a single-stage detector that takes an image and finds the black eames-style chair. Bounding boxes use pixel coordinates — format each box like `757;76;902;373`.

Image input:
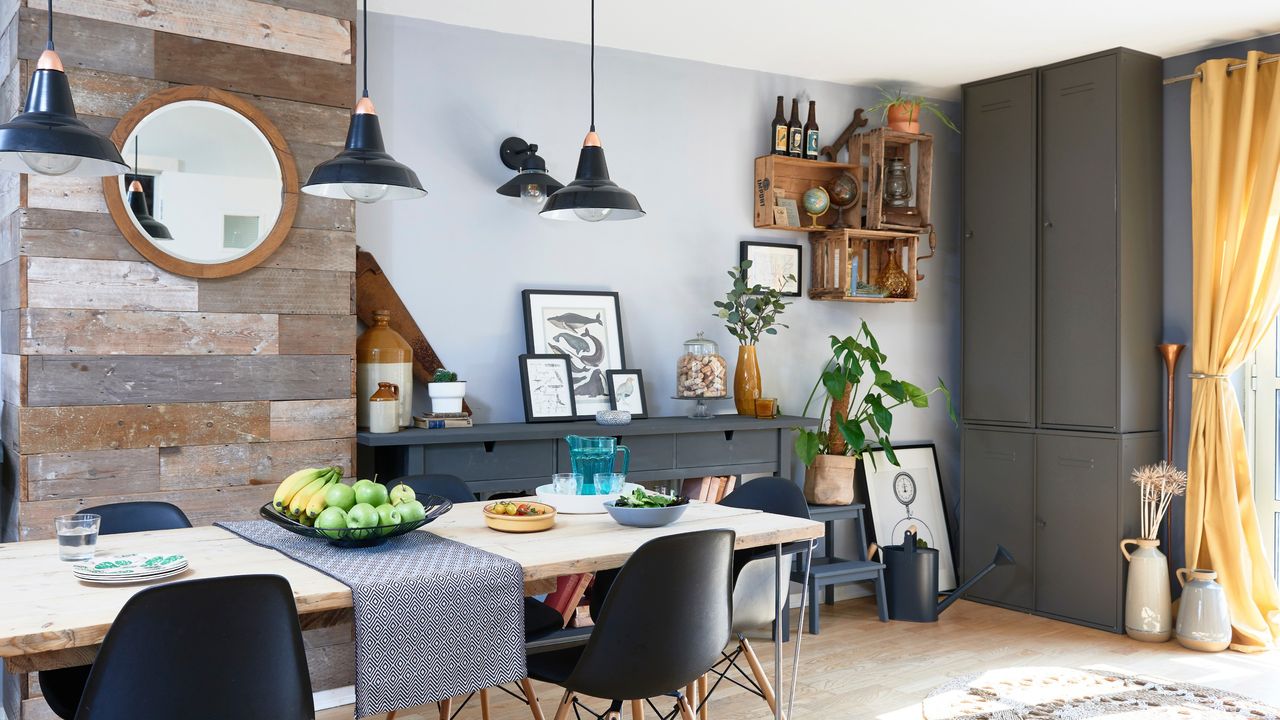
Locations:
703;477;815;718
38;502;193;720
74;575;313;720
528;529;735;720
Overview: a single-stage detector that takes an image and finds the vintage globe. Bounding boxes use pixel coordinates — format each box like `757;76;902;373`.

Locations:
828;171;859;208
802;186;830;216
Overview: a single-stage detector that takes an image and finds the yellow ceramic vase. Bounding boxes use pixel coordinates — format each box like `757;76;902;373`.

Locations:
734;345;761;416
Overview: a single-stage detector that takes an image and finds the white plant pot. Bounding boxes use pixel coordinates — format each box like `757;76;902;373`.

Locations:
428;381;466;414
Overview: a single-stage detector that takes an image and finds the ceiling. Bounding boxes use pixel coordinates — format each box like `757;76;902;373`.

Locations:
369;0;1280;98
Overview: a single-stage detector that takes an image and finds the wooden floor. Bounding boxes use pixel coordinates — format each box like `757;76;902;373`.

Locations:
320;598;1280;720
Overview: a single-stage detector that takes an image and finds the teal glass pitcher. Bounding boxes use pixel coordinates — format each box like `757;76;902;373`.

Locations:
564;435;630;495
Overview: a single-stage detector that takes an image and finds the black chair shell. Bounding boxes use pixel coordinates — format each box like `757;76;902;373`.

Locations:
392;473;476;504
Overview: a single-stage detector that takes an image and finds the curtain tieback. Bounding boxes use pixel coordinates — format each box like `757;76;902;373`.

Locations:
1189;372;1229;380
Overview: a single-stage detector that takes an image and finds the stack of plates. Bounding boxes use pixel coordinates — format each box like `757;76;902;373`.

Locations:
73;553;189;584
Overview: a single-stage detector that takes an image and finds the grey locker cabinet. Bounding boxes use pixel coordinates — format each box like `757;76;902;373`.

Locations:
962;72;1038;427
962;427;1035;609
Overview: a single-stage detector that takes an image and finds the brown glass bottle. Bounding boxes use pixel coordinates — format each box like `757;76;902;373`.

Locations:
770;96;788;155
804;100;820;160
787;99;803;158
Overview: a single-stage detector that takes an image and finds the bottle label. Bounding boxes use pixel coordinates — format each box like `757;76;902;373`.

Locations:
806;131;819;156
774;126;788;152
790;129;803;154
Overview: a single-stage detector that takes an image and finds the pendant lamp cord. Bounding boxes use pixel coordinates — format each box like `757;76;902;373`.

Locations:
588;0;593;130
45;0;54;50
360;0;369;98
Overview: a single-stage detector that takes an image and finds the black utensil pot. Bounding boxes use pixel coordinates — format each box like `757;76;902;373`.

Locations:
882;528;941;622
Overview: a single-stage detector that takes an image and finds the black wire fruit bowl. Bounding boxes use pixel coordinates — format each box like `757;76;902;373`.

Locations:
259;495;453;548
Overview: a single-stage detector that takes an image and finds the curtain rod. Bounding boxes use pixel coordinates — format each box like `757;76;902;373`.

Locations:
1164;54;1279;85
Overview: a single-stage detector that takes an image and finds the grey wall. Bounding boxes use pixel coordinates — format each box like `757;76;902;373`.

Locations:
1161;33;1280;566
357;15;963;502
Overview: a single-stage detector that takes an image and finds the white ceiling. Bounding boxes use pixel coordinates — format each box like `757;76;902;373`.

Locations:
369;0;1280;98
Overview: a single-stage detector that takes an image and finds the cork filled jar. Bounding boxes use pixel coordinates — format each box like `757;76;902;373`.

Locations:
676;332;728;398
357;310;413;428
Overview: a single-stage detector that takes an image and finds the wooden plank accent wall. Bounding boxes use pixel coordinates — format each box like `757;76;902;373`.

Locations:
0;3;358;713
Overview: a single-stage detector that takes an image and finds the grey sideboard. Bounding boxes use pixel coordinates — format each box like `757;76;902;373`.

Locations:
357;415;817;494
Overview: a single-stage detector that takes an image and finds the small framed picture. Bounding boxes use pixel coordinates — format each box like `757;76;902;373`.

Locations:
862;442;956;591
519;354;578;423
606;369;648;419
741;241;802;296
775;198;800;227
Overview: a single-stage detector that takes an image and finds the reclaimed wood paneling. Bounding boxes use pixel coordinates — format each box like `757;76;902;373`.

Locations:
16;401;271;454
23;175;109;213
278;314;355;355
259;0;355;22
26;355;353;406
198;267;354;315
18;484;276;540
296;194;355;231
1;352;20;406
25;257;199;311
56;0;352;64
18;209;140;262
0;207;17;264
0;256;22;309
0;308;15;353
263;228;355;272
242;92;348;149
21;448;160;502
50;66;168;120
18;8;154;80
270;398;356;441
154;32;353;108
158;437;354;489
15;309;279;355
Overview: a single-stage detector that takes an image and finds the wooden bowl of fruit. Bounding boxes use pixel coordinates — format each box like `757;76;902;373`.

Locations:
483;500;557;533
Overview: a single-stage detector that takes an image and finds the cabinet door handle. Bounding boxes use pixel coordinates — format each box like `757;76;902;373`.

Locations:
1043;221;1054;228
1036;519;1047;529
964;230;974;239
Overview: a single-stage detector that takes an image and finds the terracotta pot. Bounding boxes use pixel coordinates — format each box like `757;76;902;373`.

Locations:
804;454;858;505
1120;538;1172;642
886;103;920;133
734;345;761;416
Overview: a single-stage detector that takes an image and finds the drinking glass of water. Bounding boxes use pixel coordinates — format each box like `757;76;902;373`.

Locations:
594;473;626;495
56;514;101;562
552;473;581;495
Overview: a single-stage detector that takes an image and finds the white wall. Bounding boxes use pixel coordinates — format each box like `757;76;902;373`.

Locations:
358;15;963;505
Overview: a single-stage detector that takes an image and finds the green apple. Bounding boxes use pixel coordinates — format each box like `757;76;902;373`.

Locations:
315;506;348;539
324;483;356;512
397;500;426;523
375;503;402;527
389;483;415;506
354;481;388;507
346;502;378;527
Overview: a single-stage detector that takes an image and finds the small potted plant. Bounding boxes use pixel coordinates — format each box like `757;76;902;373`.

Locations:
427;368;466;414
794;322;955;505
714;259;794;416
867;87;959;134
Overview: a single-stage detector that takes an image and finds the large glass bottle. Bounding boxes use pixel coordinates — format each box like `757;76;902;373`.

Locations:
357;310;413;428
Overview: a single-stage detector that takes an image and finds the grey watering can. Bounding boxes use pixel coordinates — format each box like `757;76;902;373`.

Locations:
878;525;1015;622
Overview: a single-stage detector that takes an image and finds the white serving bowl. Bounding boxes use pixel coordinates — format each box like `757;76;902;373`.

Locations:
534;482;643;514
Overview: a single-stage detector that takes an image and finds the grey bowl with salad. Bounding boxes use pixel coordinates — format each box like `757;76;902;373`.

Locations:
603;488;691;528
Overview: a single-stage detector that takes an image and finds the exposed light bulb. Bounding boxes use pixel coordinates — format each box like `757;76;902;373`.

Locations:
20;151;81;176
573;207;612;222
343;182;390;203
520;183;546;208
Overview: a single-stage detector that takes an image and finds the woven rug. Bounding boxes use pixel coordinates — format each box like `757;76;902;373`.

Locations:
218;521;526;719
921;666;1280;719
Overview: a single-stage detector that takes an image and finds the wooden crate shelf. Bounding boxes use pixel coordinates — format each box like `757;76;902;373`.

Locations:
850;127;934;232
754;154;858;230
808;228;918;303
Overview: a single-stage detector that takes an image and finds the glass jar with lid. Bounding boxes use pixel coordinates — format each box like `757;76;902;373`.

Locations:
676;332;728;398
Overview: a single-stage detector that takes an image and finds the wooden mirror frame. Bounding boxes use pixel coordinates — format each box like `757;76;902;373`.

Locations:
103;86;299;279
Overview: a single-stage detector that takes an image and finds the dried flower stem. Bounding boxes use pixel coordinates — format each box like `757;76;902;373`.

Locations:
1131;461;1188;540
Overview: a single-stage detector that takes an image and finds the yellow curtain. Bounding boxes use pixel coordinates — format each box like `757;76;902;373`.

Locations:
1187;50;1280;652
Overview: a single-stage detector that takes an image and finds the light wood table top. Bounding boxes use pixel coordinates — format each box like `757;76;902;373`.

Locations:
0;501;821;673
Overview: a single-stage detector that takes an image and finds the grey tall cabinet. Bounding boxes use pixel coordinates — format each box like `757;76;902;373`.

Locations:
960;48;1162;632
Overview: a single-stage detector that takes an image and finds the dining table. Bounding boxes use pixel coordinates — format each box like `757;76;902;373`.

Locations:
0;500;823;719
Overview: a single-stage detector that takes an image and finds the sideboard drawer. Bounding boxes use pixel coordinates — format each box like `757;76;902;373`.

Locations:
422;440;555;482
675;430;778;467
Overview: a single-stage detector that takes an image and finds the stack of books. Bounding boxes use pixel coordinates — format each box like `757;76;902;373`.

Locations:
412;412;473;429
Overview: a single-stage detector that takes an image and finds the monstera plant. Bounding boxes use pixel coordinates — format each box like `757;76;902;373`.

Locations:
795;322;955;504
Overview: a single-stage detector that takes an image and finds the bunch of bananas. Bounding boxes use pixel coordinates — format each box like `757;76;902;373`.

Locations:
272;467;343;526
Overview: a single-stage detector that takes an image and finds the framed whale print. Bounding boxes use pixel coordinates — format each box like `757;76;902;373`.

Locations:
522;289;626;419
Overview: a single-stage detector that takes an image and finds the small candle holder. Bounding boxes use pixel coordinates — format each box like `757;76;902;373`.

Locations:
753;397;778;419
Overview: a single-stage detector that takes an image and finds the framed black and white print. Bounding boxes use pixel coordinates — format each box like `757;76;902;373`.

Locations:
863;442;956;591
606;369;648;419
522;289;626;419
519;354;577;423
740;241;802;296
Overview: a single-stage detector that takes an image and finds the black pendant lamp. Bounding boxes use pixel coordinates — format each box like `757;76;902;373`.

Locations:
126;142;172;240
540;0;644;222
0;0;128;177
302;0;424;203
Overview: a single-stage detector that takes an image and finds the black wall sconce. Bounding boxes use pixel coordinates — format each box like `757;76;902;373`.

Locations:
496;136;563;209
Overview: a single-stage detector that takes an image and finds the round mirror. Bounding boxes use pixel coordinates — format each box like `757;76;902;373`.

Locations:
104;86;298;278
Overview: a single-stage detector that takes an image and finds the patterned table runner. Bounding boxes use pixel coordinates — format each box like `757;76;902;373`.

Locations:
217;521;526;718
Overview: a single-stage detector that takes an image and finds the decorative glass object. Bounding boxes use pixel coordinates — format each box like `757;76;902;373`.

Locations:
883;157;912;208
877;241;912;298
676;332;727;398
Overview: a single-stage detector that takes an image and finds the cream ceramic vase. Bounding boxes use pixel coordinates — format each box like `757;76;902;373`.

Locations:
1174;568;1232;652
1120;538;1172;642
357;310;413;428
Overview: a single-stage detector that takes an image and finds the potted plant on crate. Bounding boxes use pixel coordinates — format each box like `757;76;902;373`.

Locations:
715;259;794;416
427;368;466;414
867;88;959;134
794;322;955;505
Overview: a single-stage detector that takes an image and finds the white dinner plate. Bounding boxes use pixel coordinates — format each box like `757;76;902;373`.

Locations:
534;483;643;514
73;553;188;579
75;565;190;585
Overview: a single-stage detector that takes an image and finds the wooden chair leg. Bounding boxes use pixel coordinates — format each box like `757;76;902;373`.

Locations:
630;699;645;719
677;695;696;720
685;682;697;714
437;697;453;720
553;690;576;720
697;674;709;720
740;637;780;718
605;711;621;720
480;687;492;720
521;678;547;720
